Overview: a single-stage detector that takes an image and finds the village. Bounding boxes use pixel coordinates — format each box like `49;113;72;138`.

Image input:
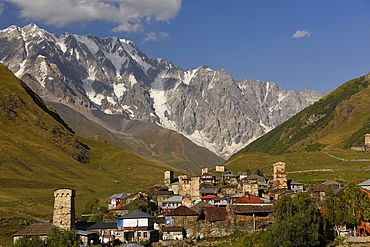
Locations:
12;159;370;246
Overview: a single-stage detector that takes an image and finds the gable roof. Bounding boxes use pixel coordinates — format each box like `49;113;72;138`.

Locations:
245;174;264;180
13;222;54;236
109;193;129;199
234;194;264;204
201;195;217;201
322;180;342;186
163;196;182;202
190;201;215;214
199;188;216;193
167;206;199;216
119;209;155;219
230;205;273;214
203;207;228;222
358;179;370;186
76;221;117;230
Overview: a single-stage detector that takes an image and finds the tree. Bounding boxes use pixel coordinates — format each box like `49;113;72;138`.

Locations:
14;235;45;247
323;183;370;233
263;192;330;247
46;227;80;247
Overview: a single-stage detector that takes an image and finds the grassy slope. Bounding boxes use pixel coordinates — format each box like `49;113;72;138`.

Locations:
0;64;169;245
48;102;225;175
226;73;370;184
234;74;370;155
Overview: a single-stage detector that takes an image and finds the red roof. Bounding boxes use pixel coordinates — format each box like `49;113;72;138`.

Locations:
162;226;184;232
234;194;264;204
203;207;228;222
167;206;199;216
201;195;217;201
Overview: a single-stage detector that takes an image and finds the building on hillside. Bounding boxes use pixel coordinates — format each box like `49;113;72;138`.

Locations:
161;196;182;215
200;173;216;184
200;187;216;197
351;134;370;152
223;174;238;181
166;206;199;239
52;188;75;230
116;209;159;242
190;201;215;214
228;204;273;232
108;193;129;209
208;196;229;207
13;222;54;244
75;221;117;244
288;180;304;192
358;179;370;190
215;165;225;173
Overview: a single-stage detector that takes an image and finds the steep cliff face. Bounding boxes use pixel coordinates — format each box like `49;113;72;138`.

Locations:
0;24;325;158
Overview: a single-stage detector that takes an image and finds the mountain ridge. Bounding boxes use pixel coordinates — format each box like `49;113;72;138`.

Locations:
0;23;325;159
232;72;370;157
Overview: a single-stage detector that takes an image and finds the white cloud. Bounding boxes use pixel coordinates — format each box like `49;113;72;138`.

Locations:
143;31;169;42
6;0;182;32
292;30;312;38
0;3;4;14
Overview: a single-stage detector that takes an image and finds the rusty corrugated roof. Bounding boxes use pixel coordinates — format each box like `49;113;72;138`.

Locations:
203;207;228;222
167;206;199;216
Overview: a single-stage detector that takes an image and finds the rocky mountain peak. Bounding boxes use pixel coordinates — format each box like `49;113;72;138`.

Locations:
0;24;325;158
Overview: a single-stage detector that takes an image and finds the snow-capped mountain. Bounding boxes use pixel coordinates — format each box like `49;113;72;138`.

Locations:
0;24;325;158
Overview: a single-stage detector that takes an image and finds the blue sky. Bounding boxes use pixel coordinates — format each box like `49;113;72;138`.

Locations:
0;0;369;93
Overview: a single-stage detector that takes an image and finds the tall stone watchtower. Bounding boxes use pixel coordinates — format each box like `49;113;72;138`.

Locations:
273;162;287;189
52;188;75;230
365;134;370;146
164;171;174;187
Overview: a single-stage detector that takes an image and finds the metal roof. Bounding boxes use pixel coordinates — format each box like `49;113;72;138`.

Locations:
109;193;129;199
163;195;182;202
119;209;155;219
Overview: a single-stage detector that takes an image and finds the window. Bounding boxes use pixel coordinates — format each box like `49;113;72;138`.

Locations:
144;232;148;238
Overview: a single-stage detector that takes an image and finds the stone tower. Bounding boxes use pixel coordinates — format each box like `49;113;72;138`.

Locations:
164;170;174;187
273;162;287;189
52;188;75;230
201;167;208;175
365;134;370;146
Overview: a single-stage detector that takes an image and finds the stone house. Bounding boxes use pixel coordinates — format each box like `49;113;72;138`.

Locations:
215;165;225;173
228;204;273;232
13;222;54;244
166;206;199;239
116;209;159;242
178;175;200;206
197;207;232;238
108;193;129;209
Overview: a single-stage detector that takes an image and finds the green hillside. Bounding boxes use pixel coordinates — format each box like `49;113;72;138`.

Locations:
225;72;370;184
234;72;370;155
0;63;167;220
